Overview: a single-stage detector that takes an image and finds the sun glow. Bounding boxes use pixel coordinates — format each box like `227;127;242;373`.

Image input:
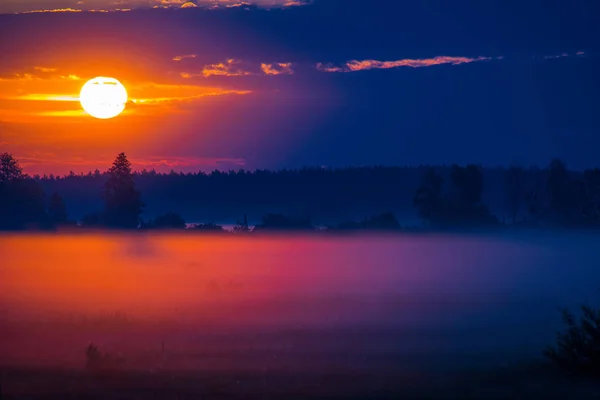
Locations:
79;77;128;119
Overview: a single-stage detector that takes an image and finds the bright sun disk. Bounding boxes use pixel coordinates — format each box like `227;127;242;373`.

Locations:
79;77;128;119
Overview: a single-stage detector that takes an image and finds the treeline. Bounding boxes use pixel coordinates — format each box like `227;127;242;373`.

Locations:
1;151;599;231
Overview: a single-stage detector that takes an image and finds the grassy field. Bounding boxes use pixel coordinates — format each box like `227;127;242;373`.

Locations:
2;361;600;399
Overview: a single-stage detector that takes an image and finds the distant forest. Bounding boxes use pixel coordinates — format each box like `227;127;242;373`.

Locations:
1;151;599;231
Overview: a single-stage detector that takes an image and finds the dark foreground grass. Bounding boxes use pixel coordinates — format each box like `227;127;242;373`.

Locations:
2;361;600;400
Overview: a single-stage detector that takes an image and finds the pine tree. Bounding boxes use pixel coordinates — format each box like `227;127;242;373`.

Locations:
48;192;68;225
103;153;144;228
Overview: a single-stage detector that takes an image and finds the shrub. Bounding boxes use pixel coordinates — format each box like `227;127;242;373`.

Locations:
544;304;600;376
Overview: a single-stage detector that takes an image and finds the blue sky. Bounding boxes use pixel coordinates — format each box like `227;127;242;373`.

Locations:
0;0;598;173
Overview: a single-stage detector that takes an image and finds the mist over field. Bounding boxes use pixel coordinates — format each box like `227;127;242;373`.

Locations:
2;231;600;377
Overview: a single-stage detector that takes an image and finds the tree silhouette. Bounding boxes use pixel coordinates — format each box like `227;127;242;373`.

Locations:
146;212;186;229
103;153;144;229
336;212;401;230
582;168;600;224
255;213;313;231
0;153;47;230
413;168;444;226
547;159;577;226
504;165;525;224
0;152;24;183
48;192;68;225
449;164;483;207
233;214;250;233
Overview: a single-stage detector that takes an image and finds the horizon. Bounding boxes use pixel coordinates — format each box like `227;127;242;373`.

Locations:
18;158;599;178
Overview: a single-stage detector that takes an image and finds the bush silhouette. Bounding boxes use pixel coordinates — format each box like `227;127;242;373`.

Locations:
146;212;186;229
193;222;224;231
544;303;600;376
254;213;314;231
336;212;401;231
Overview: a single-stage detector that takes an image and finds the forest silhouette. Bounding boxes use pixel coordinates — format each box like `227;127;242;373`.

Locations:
1;151;599;231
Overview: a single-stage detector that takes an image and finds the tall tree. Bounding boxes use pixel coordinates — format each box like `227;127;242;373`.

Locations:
547;159;575;225
413;168;445;226
0;153;46;230
504;165;525;224
103;153;144;228
449;164;483;207
48;192;68;225
0;152;24;183
582;168;600;225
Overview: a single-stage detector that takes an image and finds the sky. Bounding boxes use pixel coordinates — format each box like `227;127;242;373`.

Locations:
0;0;599;175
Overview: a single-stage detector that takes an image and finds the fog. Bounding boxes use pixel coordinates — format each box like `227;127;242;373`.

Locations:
2;231;600;375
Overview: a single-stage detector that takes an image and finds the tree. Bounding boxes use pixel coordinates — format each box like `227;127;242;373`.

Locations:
504;165;525;224
545;302;600;376
449;164;483;207
103;153;144;229
413;168;445;226
233;214;250;233
48;192;68;225
255;213;313;231
0;152;24;183
336;212;401;230
0;153;46;230
582;168;600;225
146;212;186;229
547;159;576;225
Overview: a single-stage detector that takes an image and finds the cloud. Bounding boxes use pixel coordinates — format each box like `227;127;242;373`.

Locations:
20;8;84;14
130;89;252;104
134;156;246;169
1;0;311;14
544;51;586;60
173;54;197;62
181;59;254;78
180;1;199;8
544;53;569;60
0;69;81;82
180;60;294;78
33;66;58;73
0;72;252;120
60;74;83;81
261;62;294;75
9;94;80;102
317;56;492;73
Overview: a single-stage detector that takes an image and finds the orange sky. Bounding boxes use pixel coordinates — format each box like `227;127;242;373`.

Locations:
4;2;593;174
0;61;260;174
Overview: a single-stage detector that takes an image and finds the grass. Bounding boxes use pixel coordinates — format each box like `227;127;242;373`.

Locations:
3;359;600;399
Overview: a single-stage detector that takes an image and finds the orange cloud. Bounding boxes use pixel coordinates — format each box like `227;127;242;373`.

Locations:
10;94;80;102
1;1;309;14
180;1;199;8
317;56;492;73
283;1;309;6
0;70;252;120
60;74;83;81
261;62;294;75
21;8;83;14
135;91;251;103
182;59;254;78
33;66;58;73
172;54;198;62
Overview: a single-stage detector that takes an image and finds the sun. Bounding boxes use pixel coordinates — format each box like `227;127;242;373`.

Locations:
80;77;128;119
